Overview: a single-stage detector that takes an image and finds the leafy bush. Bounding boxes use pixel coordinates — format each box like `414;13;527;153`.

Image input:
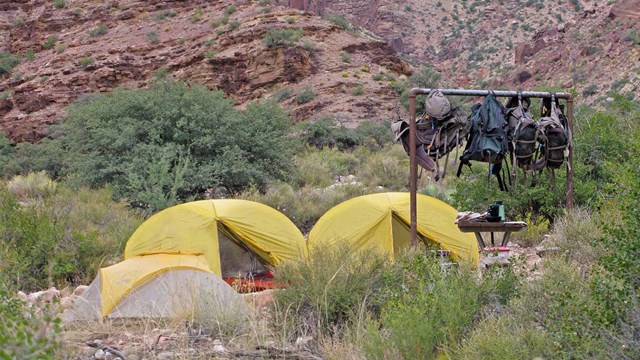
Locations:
324;13;350;30
78;56;94;68
272;242;389;339
7;171;57;201
240;183;381;232
0;280;61;358
0;132;18;177
271;86;293;102
56;81;295;211
351;84;364;95
224;5;237;15
0;179;143;290
0;51;20;74
53;0;65;9
295;86;315;104
455;315;553;359
262;29;302;48
364;249;484;359
146;31;160;44
42;35;58;50
340;52;351;63
88;24;108;37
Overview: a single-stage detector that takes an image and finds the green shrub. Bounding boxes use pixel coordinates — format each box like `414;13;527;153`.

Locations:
340;52;351;63
365;249;484;359
583;84;598;97
78;56;94;68
146;31;160;44
623;29;640;45
191;7;203;22
455;315;553;359
55;81;295;211
324;13;350;30
42;35;58;50
0;133;18;178
0;280;61;358
53;0;65;9
272;86;293;102
13;17;24;26
228;20;240;31
351;84;364;96
262;28;303;48
224;5;236;15
0;180;143;289
240;183;380;232
272;242;389;339
0;51;20;74
358;145;408;190
295;86;315;104
6;171;57;201
88;24;108;37
286;16;296;24
55;43;66;54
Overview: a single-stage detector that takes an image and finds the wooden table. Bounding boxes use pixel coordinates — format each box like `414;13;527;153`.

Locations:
457;221;527;250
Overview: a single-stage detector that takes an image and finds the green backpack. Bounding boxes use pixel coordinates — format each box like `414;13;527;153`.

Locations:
457;93;510;190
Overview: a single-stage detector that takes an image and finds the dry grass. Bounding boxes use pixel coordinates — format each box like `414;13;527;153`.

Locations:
6;171;57;201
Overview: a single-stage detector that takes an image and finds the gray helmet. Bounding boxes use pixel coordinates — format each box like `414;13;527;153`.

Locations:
424;90;451;119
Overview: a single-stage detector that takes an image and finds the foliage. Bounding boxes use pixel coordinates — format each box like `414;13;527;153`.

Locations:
7;171;57;201
53;0;66;9
294;86;315;104
79;56;94;68
452;95;640;222
42;36;58;50
324;13;350;30
363;249;494;359
262;29;302;48
42;81;295;212
88;24;108;37
0;132;18;178
0;51;20;74
351;84;364;96
271;86;293;102
0;179;142;290
297;118;393;151
240;182;381;233
272;242;389;339
0;280;61;359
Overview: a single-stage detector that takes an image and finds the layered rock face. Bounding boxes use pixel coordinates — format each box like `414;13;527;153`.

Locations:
283;0;640;102
0;0;411;142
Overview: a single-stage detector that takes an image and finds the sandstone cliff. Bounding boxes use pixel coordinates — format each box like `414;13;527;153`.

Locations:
0;0;411;142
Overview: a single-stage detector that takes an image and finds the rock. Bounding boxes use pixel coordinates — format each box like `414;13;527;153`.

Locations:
17;291;28;302
60;296;76;309
535;246;561;256
556;23;565;32
212;339;226;353
515;70;532;83
295;335;314;349
608;0;640;21
606;97;615;102
28;287;60;303
94;349;105;360
157;351;175;360
514;39;547;64
561;79;574;88
73;285;89;296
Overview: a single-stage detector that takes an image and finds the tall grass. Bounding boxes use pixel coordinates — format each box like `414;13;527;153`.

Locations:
272;242;389;340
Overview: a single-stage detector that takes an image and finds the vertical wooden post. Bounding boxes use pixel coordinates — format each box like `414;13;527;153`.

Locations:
408;92;418;248
566;97;574;208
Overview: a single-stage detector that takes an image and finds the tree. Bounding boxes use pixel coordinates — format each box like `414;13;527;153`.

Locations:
59;81;295;211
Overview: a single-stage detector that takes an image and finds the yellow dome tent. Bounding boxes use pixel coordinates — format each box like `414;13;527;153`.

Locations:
64;254;247;320
124;199;308;277
308;193;479;265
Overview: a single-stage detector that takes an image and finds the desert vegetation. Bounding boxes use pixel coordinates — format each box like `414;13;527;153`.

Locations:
0;81;638;358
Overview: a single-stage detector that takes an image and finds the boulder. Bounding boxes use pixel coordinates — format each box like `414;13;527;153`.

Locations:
608;0;640;21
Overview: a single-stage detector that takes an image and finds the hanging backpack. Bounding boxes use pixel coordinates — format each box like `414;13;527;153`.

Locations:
505;94;546;183
457;93;510;191
537;95;570;186
391;91;470;180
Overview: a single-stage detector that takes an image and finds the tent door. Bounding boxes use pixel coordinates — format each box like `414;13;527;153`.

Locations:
217;223;267;279
391;212;429;255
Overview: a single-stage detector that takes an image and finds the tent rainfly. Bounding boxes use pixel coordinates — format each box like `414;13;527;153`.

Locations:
124;199;308;278
307;192;479;265
63;254;247;320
